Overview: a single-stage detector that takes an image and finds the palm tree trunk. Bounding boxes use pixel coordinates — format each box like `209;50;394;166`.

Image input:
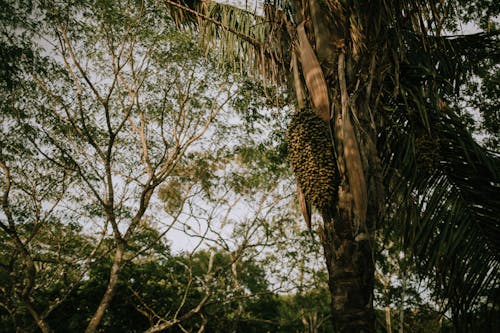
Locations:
317;58;380;332
287;1;383;331
320;44;382;333
320;211;375;332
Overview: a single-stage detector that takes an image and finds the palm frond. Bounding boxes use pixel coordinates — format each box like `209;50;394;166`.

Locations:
382;92;500;315
163;0;288;82
376;7;500;314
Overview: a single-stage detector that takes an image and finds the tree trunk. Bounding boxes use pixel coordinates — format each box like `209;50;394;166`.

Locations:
308;2;383;329
278;1;384;330
85;241;125;333
399;269;406;333
318;53;380;333
25;303;53;333
319;211;375;332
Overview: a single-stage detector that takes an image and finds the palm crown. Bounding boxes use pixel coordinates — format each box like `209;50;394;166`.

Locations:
165;0;500;328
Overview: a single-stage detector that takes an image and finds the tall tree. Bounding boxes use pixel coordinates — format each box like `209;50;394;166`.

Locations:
0;1;242;331
1;1;304;331
163;0;500;331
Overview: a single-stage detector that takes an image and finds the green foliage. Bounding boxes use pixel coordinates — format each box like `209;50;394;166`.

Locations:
1;2;304;332
0;221;98;332
275;289;333;332
8;238;278;332
450;0;499;31
0;223;334;332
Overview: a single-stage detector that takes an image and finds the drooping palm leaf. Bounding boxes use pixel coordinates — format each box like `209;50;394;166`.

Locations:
383;95;500;311
163;0;288;82
380;27;500;316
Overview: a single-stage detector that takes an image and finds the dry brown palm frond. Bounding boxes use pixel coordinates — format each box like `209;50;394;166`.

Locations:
308;0;341;66
349;13;365;59
291;50;306;110
297;180;312;230
338;52;367;230
323;0;344;15
296;21;330;122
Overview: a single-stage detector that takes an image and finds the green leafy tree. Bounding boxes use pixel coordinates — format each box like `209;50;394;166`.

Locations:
1;1;309;332
0;1;245;331
34;237;281;333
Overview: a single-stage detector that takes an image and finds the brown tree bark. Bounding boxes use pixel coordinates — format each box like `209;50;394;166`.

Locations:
319;70;382;332
84;241;125;333
319;212;375;332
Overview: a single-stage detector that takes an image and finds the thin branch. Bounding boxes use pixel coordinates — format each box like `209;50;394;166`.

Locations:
58;24;105;105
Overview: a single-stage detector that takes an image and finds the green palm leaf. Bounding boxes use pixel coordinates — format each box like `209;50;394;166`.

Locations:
382;41;500;314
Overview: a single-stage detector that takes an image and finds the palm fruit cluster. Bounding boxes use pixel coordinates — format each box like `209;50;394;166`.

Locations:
415;134;441;174
287;109;339;211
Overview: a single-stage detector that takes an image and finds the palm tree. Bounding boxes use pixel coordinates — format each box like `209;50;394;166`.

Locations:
165;1;500;331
